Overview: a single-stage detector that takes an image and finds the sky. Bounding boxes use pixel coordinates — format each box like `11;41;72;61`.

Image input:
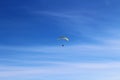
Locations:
1;0;120;80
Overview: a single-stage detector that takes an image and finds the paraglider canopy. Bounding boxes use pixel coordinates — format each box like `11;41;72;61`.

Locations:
58;36;69;41
57;36;69;47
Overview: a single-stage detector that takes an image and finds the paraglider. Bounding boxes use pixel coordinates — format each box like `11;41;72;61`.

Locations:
58;36;69;47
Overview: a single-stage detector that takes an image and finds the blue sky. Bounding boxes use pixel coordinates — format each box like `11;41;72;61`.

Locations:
1;0;120;80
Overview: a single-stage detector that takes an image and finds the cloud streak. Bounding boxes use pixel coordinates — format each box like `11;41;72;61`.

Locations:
0;61;120;77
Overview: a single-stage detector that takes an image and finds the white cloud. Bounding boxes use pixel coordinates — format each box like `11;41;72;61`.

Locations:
34;11;75;18
0;41;120;57
0;61;120;77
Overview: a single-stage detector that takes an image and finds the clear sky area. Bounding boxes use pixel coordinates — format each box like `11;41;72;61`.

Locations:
0;0;120;80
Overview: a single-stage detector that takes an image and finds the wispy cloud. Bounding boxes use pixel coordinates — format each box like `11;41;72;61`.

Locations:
0;61;120;77
1;41;120;54
33;10;99;23
34;11;75;18
32;10;120;42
